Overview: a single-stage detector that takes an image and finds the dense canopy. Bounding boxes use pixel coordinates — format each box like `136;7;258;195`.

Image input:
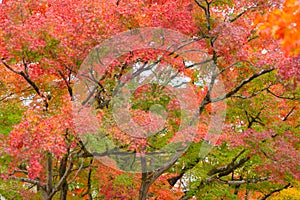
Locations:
0;0;299;199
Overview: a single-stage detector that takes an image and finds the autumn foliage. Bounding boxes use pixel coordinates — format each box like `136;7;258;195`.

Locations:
0;0;299;200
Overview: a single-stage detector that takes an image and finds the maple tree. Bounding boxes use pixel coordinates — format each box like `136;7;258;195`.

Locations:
257;0;300;55
0;0;299;200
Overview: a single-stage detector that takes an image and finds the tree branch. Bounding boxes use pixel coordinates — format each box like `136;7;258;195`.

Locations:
207;149;249;177
46;154;53;193
261;183;291;200
1;58;22;75
232;86;270;99
229;5;259;23
211;68;274;103
50;159;73;197
218;60;254;75
283;106;296;121
0;92;14;101
194;0;211;30
80;158;94;199
1;58;50;110
68;158;84;183
245;108;264;128
9;169;28;176
215;176;269;185
267;89;299;100
57;70;73;100
10;176;45;191
185;58;213;69
194;0;207;12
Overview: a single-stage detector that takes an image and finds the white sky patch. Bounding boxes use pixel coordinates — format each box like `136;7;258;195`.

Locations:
261;49;268;55
20;95;34;106
132;62;192;88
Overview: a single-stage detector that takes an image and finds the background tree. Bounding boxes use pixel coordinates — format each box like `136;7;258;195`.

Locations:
0;0;299;199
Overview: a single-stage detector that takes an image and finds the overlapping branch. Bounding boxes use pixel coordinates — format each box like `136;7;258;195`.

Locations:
211;68;274;103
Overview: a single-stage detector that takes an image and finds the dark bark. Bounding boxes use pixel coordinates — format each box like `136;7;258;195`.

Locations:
138;153;182;200
261;183;291;200
59;155;68;200
81;158;94;200
139;173;152;200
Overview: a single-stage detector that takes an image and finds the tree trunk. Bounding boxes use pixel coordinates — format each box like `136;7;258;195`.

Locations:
59;155;68;200
139;175;151;200
60;182;68;200
42;154;54;200
42;190;50;200
139;155;151;200
42;190;54;200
